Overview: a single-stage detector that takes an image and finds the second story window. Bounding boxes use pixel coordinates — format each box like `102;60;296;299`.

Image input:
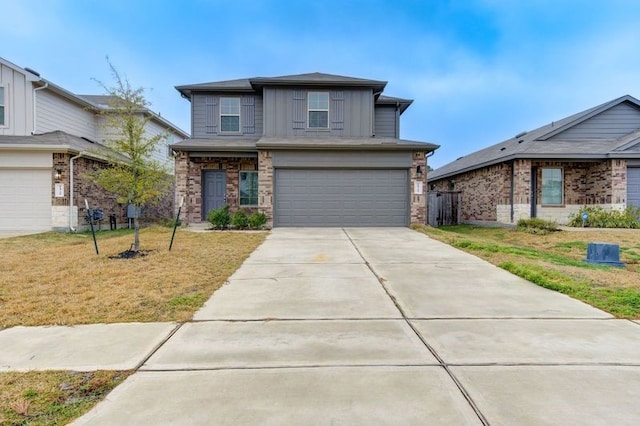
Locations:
308;92;329;129
0;86;5;126
220;97;240;132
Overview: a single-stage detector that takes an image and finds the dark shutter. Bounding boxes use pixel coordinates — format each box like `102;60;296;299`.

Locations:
205;96;218;134
292;90;305;129
241;96;255;134
331;91;344;130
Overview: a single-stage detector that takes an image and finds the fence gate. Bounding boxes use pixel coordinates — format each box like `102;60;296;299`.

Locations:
427;191;461;227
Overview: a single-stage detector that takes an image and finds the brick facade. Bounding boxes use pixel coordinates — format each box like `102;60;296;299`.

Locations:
176;149;428;227
51;153;174;230
174;153;258;223
429;159;629;225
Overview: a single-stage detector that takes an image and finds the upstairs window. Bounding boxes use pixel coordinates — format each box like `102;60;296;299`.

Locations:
541;168;563;205
220;97;240;132
308;92;329;128
0;86;5;126
240;171;258;206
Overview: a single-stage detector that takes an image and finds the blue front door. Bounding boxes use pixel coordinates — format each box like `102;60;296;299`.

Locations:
203;170;226;219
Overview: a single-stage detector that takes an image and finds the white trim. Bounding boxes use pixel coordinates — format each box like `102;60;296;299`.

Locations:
0;84;7;128
219;97;241;133
307;91;329;129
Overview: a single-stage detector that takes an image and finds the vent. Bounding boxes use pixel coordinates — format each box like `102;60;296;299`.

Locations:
500;147;506;151
518;139;524;144
515;131;527;138
25;67;41;77
456;156;464;160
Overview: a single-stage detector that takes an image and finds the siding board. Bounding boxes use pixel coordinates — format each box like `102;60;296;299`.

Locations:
552;102;640;140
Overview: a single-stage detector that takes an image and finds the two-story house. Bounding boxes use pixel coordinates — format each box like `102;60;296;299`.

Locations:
0;57;189;232
172;73;438;227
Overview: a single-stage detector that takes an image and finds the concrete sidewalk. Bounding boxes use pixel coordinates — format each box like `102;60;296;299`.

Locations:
2;227;640;425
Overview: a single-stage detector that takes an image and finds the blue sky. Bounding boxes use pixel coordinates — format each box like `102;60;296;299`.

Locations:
3;0;640;168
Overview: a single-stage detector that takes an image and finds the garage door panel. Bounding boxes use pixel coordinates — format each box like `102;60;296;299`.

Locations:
0;169;52;230
274;169;408;227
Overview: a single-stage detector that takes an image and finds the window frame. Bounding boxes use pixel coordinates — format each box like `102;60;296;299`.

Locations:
0;85;6;127
307;91;329;129
219;97;241;133
541;167;564;206
239;170;259;207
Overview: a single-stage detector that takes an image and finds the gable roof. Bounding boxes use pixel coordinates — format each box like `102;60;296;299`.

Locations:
429;95;640;181
176;72;387;98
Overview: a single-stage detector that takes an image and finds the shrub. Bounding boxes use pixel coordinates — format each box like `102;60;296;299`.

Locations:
567;206;640;228
206;205;230;229
248;211;267;229
230;210;249;229
517;218;559;235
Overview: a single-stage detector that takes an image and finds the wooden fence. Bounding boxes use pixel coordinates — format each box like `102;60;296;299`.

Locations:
427;191;461;227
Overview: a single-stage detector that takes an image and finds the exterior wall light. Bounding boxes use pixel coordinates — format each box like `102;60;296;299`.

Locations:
55;169;62;180
416;165;423;178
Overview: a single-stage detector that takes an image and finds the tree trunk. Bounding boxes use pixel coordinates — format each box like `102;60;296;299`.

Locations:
133;216;140;252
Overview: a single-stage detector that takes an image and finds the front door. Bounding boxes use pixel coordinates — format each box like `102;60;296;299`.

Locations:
202;170;226;220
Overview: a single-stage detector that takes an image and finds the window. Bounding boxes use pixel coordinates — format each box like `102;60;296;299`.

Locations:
541;168;563;205
220;97;240;132
240;171;258;206
0;86;5;126
308;92;329;128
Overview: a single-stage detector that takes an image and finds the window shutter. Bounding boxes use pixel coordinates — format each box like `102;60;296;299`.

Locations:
331;90;344;130
292;90;305;129
205;96;218;134
241;96;255;134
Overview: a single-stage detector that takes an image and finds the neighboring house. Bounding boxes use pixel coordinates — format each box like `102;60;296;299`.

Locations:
428;95;640;225
171;73;438;227
0;57;188;232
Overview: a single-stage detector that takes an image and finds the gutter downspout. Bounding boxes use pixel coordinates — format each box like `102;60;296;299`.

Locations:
69;152;86;231
395;102;400;139
32;82;49;135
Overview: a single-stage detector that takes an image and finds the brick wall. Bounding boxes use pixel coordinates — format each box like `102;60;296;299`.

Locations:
52;153;174;230
410;151;427;224
175;154;259;223
430;159;629;225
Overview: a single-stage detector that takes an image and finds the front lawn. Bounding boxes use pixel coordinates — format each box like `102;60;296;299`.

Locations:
0;226;267;327
413;224;640;319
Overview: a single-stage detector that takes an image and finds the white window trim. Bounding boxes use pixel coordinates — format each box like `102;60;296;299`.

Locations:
0;84;7;128
541;167;564;206
220;97;241;133
307;91;329;129
239;170;259;207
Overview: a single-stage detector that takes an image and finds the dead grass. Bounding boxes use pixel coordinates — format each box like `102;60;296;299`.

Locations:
0;370;131;425
413;224;640;318
0;226;267;327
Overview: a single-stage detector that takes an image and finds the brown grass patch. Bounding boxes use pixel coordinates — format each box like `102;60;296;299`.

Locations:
0;370;131;425
0;227;267;327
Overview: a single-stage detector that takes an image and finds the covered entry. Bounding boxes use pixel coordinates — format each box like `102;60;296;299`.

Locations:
274;169;408;226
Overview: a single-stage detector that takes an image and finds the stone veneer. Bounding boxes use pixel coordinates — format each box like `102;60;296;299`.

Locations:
411;151;427;224
430;159;629;225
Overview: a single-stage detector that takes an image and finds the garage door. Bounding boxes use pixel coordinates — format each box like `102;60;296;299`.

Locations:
0;169;52;231
274;169;408;227
628;167;640;208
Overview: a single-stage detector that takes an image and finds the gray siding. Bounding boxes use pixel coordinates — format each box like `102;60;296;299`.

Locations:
0;62;33;136
263;87;373;137
191;93;263;138
551;102;640;140
628;167;640;208
272;150;412;168
374;105;397;138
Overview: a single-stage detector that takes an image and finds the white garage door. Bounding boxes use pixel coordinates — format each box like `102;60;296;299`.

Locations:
628;167;640;208
0;169;52;231
274;169;409;227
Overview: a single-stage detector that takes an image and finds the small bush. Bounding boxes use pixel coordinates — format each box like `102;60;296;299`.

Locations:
517;218;559;234
567;206;640;228
206;205;230;229
248;211;267;229
230;210;249;229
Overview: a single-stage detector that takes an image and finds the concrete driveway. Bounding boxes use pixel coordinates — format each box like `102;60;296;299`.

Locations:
69;227;640;425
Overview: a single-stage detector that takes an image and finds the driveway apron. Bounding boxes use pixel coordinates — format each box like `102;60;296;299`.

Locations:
73;228;640;425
